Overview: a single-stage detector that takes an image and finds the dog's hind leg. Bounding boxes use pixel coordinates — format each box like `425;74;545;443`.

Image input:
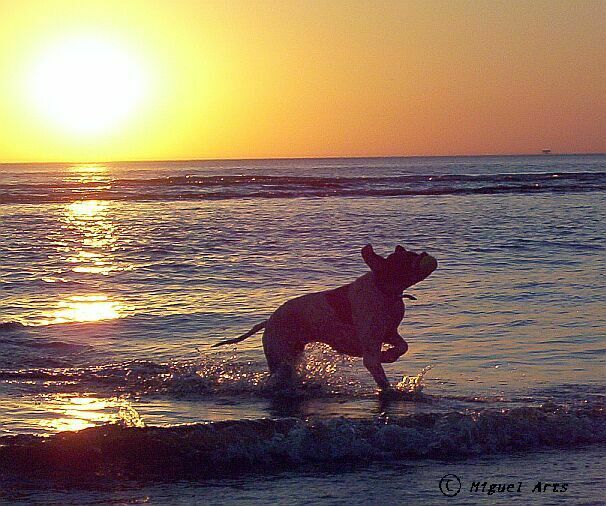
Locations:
262;325;305;386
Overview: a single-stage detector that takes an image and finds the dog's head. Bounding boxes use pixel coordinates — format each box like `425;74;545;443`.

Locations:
362;244;437;294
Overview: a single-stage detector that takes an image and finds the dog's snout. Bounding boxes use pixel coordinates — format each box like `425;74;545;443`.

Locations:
418;253;438;275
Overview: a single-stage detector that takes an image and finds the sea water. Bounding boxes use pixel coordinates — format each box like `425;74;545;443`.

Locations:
0;155;605;504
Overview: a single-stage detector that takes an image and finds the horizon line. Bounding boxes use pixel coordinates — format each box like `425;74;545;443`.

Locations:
1;151;605;166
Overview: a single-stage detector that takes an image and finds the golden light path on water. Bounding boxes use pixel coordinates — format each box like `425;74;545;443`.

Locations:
51;295;121;324
40;396;116;432
37;395;144;432
65;200;116;275
45;164;128;324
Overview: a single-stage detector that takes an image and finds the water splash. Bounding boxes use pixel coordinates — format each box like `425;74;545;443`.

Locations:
2;349;422;401
117;402;145;428
394;365;433;396
297;343;360;393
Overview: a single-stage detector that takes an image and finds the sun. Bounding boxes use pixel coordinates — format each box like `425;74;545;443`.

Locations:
27;34;148;136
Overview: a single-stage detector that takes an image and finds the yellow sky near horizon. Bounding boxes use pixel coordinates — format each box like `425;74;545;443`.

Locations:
0;0;604;163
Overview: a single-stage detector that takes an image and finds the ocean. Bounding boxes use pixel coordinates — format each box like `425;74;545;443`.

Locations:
0;155;605;504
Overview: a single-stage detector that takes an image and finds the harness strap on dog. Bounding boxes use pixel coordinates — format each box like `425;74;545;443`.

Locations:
325;285;354;325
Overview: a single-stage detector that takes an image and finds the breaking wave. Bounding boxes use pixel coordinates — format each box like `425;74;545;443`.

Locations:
1;402;604;480
0;359;268;397
2;171;605;203
0;346;364;399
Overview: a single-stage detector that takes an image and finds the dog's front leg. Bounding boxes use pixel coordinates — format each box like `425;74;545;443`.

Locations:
381;330;408;363
362;342;390;391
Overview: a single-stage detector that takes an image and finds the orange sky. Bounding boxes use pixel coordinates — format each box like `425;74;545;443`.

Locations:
0;0;604;162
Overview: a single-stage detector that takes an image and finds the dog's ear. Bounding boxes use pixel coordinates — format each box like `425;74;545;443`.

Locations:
361;244;385;272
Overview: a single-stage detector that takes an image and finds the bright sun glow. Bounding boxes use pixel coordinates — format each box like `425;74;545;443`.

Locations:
27;35;148;136
50;295;122;323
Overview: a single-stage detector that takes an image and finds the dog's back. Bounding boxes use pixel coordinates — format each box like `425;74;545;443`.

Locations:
263;273;392;360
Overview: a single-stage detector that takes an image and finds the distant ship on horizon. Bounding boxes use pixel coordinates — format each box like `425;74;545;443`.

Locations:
541;149;552;154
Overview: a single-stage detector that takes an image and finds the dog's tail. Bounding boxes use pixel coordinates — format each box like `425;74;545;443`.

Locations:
210;320;268;348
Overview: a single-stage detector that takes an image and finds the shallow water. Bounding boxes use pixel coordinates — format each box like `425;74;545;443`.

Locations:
4;447;605;505
0;155;605;503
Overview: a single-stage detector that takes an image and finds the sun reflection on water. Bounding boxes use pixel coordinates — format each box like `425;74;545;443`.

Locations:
48;177;131;323
68;199;107;217
64;163;111;186
39;395;115;432
64;200;117;276
37;395;143;432
49;294;122;323
71;164;108;173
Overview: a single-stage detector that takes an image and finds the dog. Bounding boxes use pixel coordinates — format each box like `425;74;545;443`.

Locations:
212;244;438;393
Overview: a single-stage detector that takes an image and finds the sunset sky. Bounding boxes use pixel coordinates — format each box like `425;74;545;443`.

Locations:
0;0;604;162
